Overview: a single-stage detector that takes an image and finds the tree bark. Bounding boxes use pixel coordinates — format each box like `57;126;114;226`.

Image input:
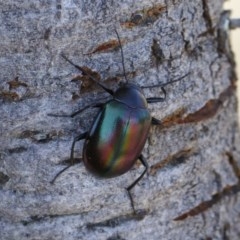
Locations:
1;0;240;239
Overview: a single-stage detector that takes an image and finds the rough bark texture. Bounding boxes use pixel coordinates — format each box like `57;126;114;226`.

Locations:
1;0;240;239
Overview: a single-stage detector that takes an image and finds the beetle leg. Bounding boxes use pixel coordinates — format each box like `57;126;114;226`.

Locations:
70;132;88;164
70;102;104;118
61;54;114;95
50;132;88;184
126;154;149;214
141;72;190;89
146;87;166;103
151;117;161;125
48;102;105;118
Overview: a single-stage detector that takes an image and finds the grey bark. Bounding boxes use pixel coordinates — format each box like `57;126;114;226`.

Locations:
1;0;240;239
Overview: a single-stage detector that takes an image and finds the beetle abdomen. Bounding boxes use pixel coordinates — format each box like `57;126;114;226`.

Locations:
83;100;151;178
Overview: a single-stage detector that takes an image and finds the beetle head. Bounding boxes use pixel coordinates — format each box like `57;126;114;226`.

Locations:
114;83;147;108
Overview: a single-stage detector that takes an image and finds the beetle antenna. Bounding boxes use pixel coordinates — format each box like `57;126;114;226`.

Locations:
141;72;190;89
114;29;128;83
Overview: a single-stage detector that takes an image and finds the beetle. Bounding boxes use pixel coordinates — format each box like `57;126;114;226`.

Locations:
50;30;189;214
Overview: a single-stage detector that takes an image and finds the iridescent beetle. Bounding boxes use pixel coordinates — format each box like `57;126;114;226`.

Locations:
50;30;188;213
